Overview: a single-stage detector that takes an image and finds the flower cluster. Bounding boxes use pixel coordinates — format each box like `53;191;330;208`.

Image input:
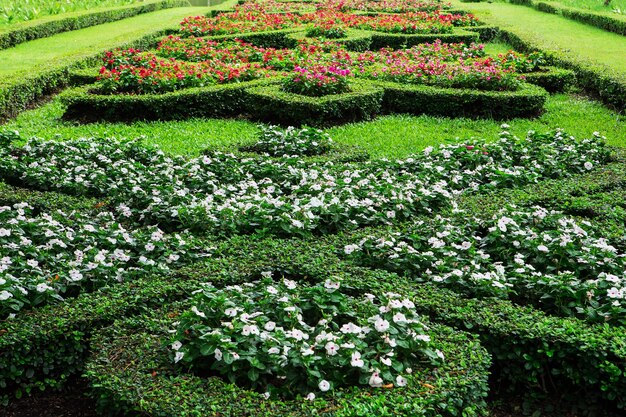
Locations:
283;65;351;96
172;276;440;398
497;50;547;73
178;9;478;37
0;129;609;237
345;205;626;324
0;203;203;318
98;37;534;94
243;125;334;157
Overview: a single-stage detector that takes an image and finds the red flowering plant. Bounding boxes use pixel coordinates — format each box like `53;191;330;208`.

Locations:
283;65;352;96
327;0;452;13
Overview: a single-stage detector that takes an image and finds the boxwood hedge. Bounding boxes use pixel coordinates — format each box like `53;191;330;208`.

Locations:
245;80;385;127
378;80;548;119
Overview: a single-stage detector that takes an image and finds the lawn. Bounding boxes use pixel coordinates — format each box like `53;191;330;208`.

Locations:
1;0;626;415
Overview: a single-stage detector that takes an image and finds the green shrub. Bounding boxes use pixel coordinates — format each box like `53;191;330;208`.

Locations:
85;309;491;417
369;28;479;49
523;65;575;92
287;29;373;51
244;80;384;127
378;80;548;119
207;29;300;48
61;79;278;122
0;0;187;50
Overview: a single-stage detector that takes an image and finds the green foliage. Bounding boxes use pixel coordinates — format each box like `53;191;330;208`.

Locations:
522;65;576;92
242;80;384;127
85;306;490;416
369;28;479;49
379;80;548;119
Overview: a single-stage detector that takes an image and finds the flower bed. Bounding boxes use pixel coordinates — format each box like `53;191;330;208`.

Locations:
0;129;610;237
85;304;490;416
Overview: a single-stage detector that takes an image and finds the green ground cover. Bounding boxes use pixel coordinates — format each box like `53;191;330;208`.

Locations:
0;0;140;25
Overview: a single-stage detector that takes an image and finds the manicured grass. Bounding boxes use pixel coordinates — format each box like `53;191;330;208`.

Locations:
3;93;624;158
0;5;228;78
453;0;626;75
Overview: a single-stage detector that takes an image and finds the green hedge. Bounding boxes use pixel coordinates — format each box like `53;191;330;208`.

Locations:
523;65;575;92
244;80;384;127
0;180;102;214
407;282;626;412
287;29;373;52
61;78;277;122
207;29;300;48
369;28;479;49
0;273;202;405
496;27;626;110
84;310;490;417
0;0;188;50
378;80;548;119
464;25;500;42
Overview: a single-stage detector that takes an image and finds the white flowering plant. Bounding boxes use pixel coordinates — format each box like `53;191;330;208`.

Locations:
0;129;609;237
171;276;442;398
345;205;626;324
243;125;334;157
0;203;203;318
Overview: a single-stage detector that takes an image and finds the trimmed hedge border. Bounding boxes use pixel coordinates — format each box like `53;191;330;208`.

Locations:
378;80;548;119
61;78;278;122
61;78;548;124
407;282;626;411
244;80;385;127
0;0;188;51
85;312;490;417
369;28;479;49
287;29;373;52
522;65;575;92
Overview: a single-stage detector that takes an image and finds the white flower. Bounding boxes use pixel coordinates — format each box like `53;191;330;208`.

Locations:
268;347;280;355
344;244;359;255
27;259;39;268
325;342;339;356
264;321;276;331
0;228;10;237
324;279;340;291
36;283;51;293
191;306;206;318
171;341;182;351
396;375;408;387
584;161;593;170
225;308;237;317
392;312;407;323
266;286;278;295
262;392;270;400
242;325;259;336
174;351;185;363
261;271;273;278
436;349;445;360
69;269;83;282
306;392;316;401
318;380;330;392
0;290;12;301
369;372;383;387
374;317;390;332
381;357;392;366
283;279;297;289
537;245;549;253
215;348;223;361
351;351;364;368
414;334;431;342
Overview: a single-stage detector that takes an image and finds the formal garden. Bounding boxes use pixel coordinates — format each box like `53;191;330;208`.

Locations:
0;0;625;415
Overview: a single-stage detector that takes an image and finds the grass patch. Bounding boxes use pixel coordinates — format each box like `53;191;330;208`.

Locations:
3;93;624;158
